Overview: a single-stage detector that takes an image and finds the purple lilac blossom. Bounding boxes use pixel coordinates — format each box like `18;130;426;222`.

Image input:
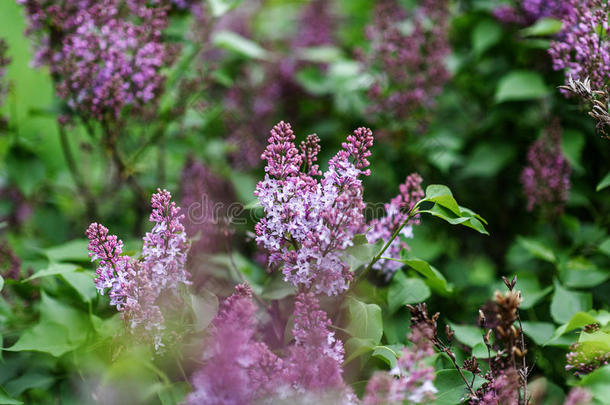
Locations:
365;173;424;278
86;189;190;349
520;119;571;215
477;368;520;405
179;158;235;257
493;0;570;25
186;287;352;404
549;0;610;91
0;240;21;281
363;323;437;404
17;0;174;121
363;0;451;128
254;122;373;295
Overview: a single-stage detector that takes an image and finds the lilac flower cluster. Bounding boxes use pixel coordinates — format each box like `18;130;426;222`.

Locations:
179;158;235;257
566;342;610;376
494;0;570;25
549;0;610;91
363;323;437;404
0;240;21;281
186;287;351;404
18;0;174;121
363;0;451;127
365;173;424;277
255;122;373;295
520;119;571;215
86;189;190;349
475;368;520;405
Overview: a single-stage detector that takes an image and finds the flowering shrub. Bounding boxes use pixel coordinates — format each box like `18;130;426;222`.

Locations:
1;0;610;404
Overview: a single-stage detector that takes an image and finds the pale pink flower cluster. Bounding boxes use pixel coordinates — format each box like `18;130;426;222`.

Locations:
255;121;373;295
86;189;190;349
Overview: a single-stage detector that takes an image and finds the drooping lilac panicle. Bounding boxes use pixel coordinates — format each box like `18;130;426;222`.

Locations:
179;158;235;257
285;293;345;391
87;189;190;349
520;119;571;215
549;0;610;91
363;0;451;129
363;323;437;404
365;173;424;277
255;123;373;295
18;0;174;121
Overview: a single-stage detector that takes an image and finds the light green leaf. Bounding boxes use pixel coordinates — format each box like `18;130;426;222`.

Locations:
212;31;267;59
517;237;556;263
344;337;375;365
578;365;610;404
372;346;399;369
260;275;296;300
6;321;74;357
385;255;452;294
562;257;608;288
190;290;219;332
420;185;460;215
343;238;384;271
25;262;79;281
387;272;430;313
596;172;610;192
521;321;555;346
44;239;89;262
599;238;610;256
550;281;592;324
472;20;502;56
0;385;22;405
0;275;3;293
434;369;485;404
495;71;548;102
62;271;97;302
520;18;563;37
207;0;242;17
297;46;344;63
449;323;484;348
346;297;383;344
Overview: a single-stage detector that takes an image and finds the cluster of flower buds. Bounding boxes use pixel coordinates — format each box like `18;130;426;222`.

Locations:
560;76;610;137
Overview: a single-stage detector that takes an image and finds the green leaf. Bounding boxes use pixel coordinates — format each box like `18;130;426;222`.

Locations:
495;71;548;102
44;239;90;262
260;275;296;300
550;281;592;324
0;386;22;405
345;297;383;344
434;369;485;404
387;271;430;313
578;365;610;404
520;18;563;37
515;275;553;310
343;238;384;271
61;271;97;302
372;346;399;369
596;172;610;192
4;372;55;397
449;323;484;348
385;255;452;294
418;204;489;235
190;290;219;332
212;31;267;59
207;0;242;17
0;275;3;293
521;321;555;346
472;20;502;56
599;238;610;256
297;46;344;64
6;321;74;357
517;237;556;263
562;257;608;288
421;185;460;215
25;262;79;281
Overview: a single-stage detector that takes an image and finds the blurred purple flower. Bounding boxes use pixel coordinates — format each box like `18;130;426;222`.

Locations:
363;0;451;129
564;388;593;405
363;323;437;404
18;0;175;121
494;0;570;25
520;119;571;215
86;189;190;349
365;173;424;278
549;0;610;90
0;240;21;281
255;122;372;295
